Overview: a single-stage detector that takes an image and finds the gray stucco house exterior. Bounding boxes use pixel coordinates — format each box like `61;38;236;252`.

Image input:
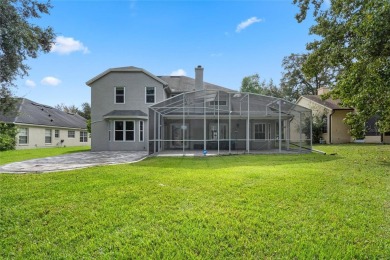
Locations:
87;66;312;154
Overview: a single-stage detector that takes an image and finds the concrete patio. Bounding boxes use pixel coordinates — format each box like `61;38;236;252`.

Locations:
0;151;148;174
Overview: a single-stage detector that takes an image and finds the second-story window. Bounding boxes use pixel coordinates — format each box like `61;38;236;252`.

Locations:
115;87;125;104
145;87;155;104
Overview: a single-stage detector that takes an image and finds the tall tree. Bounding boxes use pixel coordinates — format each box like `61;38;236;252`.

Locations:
280;53;337;101
293;0;390;134
0;0;55;114
241;74;283;98
79;102;91;120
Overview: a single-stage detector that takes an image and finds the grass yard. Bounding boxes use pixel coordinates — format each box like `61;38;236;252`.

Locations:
0;146;91;166
0;145;389;258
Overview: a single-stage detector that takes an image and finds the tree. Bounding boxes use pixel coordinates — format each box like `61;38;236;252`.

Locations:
78;102;91;120
55;103;80;115
293;0;390;134
55;102;91;132
78;102;91;133
280;53;338;101
240;74;283;98
0;0;55;114
0;122;18;151
55;102;90;119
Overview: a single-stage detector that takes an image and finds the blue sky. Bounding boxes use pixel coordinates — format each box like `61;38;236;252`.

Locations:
15;0;317;108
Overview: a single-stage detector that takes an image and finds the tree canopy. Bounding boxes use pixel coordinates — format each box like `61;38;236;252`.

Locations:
55;102;91;132
0;0;55;114
280;53;337;101
240;74;283;98
293;0;390;134
55;102;91;120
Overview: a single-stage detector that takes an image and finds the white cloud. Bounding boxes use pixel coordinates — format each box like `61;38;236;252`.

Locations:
211;53;223;57
25;79;36;88
41;76;61;86
236;17;262;33
170;69;187;76
51;36;90;55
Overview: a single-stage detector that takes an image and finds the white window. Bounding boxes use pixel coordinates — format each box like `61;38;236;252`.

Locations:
68;130;75;138
55;129;60;138
145;87;155;104
115;121;134;141
254;123;266;140
80;131;88;142
19;128;28;144
115;87;125;104
139;121;144;142
45;129;52;144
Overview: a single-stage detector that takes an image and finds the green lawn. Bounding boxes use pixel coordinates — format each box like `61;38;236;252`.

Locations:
0;145;389;258
0;146;90;166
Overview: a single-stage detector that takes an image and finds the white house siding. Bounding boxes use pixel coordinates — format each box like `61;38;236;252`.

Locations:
89;71;166;151
15;124;90;149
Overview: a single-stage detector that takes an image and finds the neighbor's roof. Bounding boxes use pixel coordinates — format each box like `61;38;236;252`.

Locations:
85;66;168;86
300;95;353;110
103;110;148;119
157;76;234;93
0;98;88;129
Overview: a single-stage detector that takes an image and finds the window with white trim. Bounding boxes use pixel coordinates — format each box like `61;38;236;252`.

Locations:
45;129;52;144
254;123;266;140
80;131;88;142
68;130;75;138
115;121;134;141
139;121;144;142
55;129;60;138
145;87;155;104
115;87;125;104
19;128;28;144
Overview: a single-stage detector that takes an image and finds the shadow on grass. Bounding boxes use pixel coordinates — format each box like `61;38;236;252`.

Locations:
136;153;343;170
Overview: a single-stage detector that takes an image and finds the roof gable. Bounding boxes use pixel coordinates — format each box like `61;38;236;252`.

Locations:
86;66;168;87
299;95;353;110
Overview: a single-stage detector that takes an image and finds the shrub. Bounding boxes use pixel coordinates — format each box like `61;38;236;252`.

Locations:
0;122;18;151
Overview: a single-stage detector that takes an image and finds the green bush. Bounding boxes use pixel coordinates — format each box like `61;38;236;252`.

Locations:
0;122;18;151
302;115;326;144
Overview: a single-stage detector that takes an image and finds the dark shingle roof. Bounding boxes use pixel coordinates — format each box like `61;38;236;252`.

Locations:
302;95;353;110
157;76;234;93
103;110;148;118
0;98;87;129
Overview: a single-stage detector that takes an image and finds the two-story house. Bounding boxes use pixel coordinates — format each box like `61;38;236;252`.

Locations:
87;66;313;154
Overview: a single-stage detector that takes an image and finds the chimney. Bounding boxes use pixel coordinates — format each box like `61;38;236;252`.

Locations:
195;65;204;91
317;87;330;96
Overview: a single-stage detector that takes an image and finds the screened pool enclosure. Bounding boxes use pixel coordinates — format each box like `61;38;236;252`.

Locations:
149;90;312;155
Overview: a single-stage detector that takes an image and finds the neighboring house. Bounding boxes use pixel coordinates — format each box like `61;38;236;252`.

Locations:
296;87;390;144
0;98;90;149
86;66;312;154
